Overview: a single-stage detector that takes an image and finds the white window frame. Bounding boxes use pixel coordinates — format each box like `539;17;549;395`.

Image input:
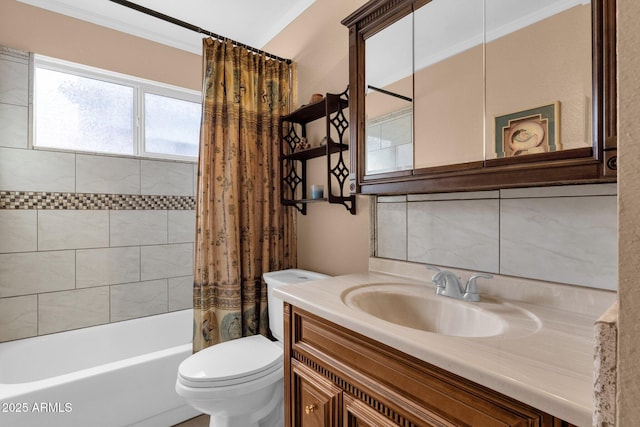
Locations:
32;54;201;162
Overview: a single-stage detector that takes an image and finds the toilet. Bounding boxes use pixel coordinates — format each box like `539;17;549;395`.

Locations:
176;269;329;427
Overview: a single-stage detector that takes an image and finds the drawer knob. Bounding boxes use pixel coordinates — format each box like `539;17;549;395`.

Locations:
305;404;317;415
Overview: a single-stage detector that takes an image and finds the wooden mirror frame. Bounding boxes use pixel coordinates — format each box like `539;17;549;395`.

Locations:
342;0;617;195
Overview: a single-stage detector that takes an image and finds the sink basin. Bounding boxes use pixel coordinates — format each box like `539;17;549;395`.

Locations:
342;283;540;338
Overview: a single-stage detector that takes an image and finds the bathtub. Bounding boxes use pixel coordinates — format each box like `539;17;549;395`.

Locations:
0;309;199;427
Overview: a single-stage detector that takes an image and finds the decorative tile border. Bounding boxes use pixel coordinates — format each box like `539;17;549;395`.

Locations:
0;191;195;210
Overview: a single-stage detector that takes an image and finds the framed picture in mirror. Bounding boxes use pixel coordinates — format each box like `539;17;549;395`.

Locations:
495;102;560;158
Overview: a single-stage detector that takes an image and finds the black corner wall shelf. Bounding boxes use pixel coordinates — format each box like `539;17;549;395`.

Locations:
279;87;356;215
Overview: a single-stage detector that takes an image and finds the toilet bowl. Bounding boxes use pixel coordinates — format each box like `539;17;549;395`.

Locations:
176;269;329;427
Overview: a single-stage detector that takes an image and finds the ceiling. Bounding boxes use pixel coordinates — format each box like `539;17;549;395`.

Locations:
16;0;317;54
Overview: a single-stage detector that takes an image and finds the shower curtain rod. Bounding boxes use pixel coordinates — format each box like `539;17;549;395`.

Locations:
107;0;293;64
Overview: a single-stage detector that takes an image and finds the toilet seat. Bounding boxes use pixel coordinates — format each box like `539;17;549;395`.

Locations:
178;335;283;388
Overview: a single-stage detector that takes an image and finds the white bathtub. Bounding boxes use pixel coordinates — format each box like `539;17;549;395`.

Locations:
0;309;199;427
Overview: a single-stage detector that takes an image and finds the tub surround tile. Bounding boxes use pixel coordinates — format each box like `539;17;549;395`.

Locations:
76;247;140;288
169;275;193;311
38;287;110;335
76;155;140;195
110;210;168;247
0;191;195;210
0;46;201;340
407;199;500;273
110;279;168;322
0;209;37;253
0;55;28;105
38;210;109;250
0;251;75;297
0;103;28;149
141;160;194;197
141;243;194;281
500;196;617;289
0;148;76;192
0;295;37;341
376;202;407;260
168;210;196;244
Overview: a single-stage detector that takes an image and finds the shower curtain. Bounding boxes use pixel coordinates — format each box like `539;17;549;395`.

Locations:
193;38;297;352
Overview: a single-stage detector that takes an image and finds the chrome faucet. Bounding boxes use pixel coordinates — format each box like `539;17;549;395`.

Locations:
427;266;493;302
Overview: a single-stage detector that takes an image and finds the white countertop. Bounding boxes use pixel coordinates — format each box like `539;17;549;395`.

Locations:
275;265;616;427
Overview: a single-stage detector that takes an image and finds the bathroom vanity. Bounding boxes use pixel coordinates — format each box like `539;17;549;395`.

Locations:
276;263;616;427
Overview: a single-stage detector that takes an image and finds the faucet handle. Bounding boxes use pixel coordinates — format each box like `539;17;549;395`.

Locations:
463;273;494;302
426;266;445;294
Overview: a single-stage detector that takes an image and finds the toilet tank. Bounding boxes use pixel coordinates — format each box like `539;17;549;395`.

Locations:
264;269;330;342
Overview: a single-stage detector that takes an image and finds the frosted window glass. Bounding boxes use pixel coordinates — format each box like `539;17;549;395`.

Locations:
35;68;134;154
144;93;200;157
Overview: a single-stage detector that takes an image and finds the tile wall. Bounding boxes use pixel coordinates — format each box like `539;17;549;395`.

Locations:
0;46;197;343
376;184;618;290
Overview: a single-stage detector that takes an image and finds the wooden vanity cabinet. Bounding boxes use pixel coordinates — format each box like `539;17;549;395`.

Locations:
284;303;577;427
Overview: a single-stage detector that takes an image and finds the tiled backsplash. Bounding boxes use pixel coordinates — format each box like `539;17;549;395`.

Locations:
0;46;197;343
376;184;618;290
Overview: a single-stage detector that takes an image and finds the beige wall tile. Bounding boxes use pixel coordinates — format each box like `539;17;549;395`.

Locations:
169;275;193;311
0;148;76;192
376;202;407;260
38;287;109;335
501;196;617;289
110;279;168;322
76;154;140;195
141;160;194;196
0;251;75;297
168;210;196;244
141;243;193;281
0;103;28;149
407;199;500;273
110;210;168;247
76;246;140;288
0;209;37;253
0;295;37;342
38;210;109;250
0;55;28;105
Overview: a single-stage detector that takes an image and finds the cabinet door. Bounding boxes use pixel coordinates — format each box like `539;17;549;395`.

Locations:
343;394;399;427
292;360;342;427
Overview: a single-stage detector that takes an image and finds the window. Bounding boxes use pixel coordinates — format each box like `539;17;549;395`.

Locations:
33;55;201;161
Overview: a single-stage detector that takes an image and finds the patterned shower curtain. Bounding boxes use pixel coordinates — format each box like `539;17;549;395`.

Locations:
193;38;297;353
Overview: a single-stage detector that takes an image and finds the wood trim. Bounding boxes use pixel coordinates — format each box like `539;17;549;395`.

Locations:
359;158;614;195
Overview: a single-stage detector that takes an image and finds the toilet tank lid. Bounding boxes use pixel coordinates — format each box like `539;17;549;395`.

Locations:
263;269;330;288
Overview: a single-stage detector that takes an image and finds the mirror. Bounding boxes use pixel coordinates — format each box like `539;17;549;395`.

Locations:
343;0;616;194
365;13;413;174
485;0;593;161
413;0;484;169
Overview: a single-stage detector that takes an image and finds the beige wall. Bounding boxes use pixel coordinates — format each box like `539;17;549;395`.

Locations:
265;0;371;276
0;0;201;90
617;0;640;422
